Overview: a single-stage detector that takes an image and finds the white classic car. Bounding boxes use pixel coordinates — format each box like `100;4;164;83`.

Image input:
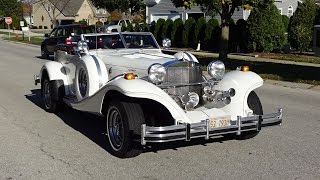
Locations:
34;32;282;158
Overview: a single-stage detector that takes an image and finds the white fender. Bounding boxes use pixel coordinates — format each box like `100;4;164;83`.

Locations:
75;55;109;101
215;70;264;120
71;78;190;123
40;61;69;93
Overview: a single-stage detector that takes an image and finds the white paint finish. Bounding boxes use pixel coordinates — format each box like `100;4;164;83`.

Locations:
216;70;263;120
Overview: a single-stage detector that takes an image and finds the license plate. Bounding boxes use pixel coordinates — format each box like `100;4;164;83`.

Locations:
209;116;230;129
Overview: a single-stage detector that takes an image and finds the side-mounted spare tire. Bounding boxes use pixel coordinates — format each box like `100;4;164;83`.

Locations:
75;55;108;101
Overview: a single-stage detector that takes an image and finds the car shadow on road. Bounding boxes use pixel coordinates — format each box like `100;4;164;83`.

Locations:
35;55;54;61
25;89;235;157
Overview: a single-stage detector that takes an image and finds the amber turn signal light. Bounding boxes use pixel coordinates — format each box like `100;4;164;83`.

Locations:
124;73;136;80
240;66;250;72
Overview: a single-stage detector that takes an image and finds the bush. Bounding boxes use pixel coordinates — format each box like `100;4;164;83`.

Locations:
141;22;149;32
134;22;140;32
154;18;166;44
194;17;206;49
149;21;156;34
247;3;286;52
126;22;133;32
288;0;317;52
281;15;289;32
236;19;249;52
171;18;184;47
121;23;127;31
204;18;219;51
182;18;196;48
162;19;173;40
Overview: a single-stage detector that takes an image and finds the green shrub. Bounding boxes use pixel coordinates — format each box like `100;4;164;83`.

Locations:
126;22;133;32
133;23;138;32
194;17;206;49
141;22;149;32
121;23;127;31
281;15;289;32
204;18;219;51
154;18;166;44
236;19;249;52
247;3;286;52
162;19;173;40
182;18;196;48
171;18;184;47
288;0;317;52
149;21;156;34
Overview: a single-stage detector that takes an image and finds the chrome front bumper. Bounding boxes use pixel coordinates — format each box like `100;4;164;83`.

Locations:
141;109;283;145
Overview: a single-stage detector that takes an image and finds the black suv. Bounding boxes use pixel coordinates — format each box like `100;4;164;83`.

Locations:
40;24;95;59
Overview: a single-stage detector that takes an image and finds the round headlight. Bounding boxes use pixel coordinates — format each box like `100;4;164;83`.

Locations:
207;60;225;80
148;64;166;84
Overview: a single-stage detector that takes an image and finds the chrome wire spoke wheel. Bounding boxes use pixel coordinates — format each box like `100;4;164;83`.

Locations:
107;106;124;151
43;80;52;109
78;68;88;97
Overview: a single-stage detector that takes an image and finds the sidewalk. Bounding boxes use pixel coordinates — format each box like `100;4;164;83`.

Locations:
0;29;44;37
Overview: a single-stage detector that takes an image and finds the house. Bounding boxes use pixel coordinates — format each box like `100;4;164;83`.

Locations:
146;0;299;24
32;0;109;29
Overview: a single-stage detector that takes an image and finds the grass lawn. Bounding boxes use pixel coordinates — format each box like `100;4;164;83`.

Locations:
253;52;320;64
3;36;43;46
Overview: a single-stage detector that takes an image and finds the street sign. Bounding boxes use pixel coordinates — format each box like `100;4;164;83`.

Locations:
5;17;12;25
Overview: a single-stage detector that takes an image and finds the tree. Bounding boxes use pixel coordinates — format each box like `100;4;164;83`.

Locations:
33;0;72;28
288;0;317;52
247;3;285;52
91;0;145;16
194;17;206;49
182;18;196;48
171;0;269;60
0;0;22;17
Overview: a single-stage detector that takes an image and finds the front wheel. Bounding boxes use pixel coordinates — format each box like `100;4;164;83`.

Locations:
41;46;49;59
236;91;263;140
105;100;145;158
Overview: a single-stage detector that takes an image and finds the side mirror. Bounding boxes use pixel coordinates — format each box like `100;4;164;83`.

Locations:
162;38;171;49
44;33;49;37
74;41;89;55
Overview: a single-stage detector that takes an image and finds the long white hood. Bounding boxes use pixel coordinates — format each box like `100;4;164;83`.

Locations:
89;49;177;77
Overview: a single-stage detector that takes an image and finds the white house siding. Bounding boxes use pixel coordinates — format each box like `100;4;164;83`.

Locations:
274;0;298;17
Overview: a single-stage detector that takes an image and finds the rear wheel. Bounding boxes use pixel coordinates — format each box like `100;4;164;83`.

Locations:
236;91;263;140
105;100;145;158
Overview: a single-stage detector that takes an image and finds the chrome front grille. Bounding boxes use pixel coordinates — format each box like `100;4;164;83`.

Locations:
163;63;203;96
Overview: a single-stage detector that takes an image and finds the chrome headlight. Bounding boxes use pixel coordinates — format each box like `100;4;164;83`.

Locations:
148;64;166;84
207;60;225;80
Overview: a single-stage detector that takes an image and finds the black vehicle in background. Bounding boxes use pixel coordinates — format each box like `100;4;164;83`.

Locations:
40;24;95;59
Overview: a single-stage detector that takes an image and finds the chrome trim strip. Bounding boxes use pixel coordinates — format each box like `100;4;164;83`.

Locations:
91;55;103;88
141;109;283;145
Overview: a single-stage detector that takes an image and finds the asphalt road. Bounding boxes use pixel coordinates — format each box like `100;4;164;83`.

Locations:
0;40;319;180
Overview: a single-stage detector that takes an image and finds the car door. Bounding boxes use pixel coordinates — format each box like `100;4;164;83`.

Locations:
46;27;59;53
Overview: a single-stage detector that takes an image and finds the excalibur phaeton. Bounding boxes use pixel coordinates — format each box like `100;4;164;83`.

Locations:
34;32;282;158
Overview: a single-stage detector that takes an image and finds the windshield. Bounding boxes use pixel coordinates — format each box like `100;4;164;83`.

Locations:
84;34;125;50
122;34;158;49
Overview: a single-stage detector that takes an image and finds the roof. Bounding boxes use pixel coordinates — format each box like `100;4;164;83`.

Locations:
49;0;85;17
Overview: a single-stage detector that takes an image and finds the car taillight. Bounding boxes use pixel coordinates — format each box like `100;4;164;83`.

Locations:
65;37;72;45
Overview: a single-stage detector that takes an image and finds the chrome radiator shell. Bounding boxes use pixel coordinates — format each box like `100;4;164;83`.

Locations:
163;61;203;96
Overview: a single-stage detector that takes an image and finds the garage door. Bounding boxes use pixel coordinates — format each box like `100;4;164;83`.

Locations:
151;14;182;22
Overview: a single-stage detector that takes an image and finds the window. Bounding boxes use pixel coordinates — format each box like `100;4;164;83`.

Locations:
102;9;107;14
278;8;282;15
288;6;293;16
96;8;100;14
47;4;51;12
